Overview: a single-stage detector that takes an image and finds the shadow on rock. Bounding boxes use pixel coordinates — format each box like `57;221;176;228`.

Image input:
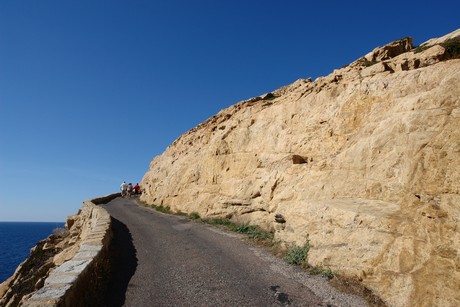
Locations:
103;217;138;306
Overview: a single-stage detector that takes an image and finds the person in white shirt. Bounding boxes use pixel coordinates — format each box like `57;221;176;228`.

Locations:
127;183;133;198
120;181;128;197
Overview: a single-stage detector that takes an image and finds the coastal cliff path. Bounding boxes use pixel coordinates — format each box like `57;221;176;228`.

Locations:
101;197;368;306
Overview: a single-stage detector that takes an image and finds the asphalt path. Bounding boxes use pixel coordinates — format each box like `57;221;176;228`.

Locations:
101;197;367;307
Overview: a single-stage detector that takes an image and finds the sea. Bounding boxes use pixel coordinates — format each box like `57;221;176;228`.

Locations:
0;222;64;283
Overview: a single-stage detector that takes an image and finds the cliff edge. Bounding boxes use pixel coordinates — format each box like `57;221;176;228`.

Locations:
140;29;460;306
0;195;115;306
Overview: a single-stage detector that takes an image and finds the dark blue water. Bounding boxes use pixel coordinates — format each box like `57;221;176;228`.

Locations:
0;222;64;283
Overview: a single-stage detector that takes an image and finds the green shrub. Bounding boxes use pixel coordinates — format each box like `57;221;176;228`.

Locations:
189;212;201;220
207;218;234;226
155;205;171;213
441;36;460;58
202;219;274;242
230;224;274;241
309;266;323;275
262;92;277;100
414;36;460;58
413;44;431;54
322;267;335;279
175;210;188;217
285;240;310;267
309;266;335;279
232;224;254;233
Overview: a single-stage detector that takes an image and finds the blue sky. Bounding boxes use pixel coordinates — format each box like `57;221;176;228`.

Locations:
0;0;458;222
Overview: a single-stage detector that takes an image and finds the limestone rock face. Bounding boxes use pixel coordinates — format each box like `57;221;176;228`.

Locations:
140;29;460;307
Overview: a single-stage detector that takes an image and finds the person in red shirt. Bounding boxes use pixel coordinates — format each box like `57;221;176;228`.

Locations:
133;183;140;194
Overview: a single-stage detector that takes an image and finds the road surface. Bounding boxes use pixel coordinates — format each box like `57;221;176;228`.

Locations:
101;197;367;307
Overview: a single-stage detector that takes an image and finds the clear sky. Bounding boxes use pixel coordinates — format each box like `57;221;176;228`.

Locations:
0;0;458;222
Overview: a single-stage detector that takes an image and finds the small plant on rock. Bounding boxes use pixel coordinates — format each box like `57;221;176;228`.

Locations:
309;266;335;279
413;44;431;54
175;210;188;217
155;205;171;213
232;224;274;241
207;218;234;226
285;240;310;268
189;212;201;220
441;36;460;58
202;218;274;245
323;267;335;279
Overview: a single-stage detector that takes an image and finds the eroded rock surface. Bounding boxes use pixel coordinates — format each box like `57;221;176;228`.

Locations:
140;29;460;307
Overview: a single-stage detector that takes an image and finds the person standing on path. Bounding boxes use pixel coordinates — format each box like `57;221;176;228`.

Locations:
133;183;140;194
120;181;128;197
127;183;133;198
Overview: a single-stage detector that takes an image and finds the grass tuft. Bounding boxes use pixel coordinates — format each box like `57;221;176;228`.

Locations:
147;204;171;214
309;266;335;279
202;218;274;244
207;218;234;226
189;212;201;220
441;36;460;58
285;240;310;267
155;205;171;213
414;36;460;58
413;44;431;54
175;210;188;217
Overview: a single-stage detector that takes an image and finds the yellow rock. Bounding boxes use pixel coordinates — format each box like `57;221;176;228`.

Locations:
140;29;460;307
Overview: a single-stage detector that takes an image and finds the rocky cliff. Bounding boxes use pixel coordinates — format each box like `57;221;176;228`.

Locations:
140;29;460;307
0;195;114;306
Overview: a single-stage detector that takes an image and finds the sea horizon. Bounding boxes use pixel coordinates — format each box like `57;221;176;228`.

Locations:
0;220;64;223
0;221;65;283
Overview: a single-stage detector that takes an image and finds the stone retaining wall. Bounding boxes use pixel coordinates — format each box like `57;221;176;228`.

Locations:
23;194;119;306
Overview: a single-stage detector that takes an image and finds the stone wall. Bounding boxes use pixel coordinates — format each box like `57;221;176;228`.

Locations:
9;194;119;306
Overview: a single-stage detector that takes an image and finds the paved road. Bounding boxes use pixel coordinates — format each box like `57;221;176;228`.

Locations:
101;197;367;307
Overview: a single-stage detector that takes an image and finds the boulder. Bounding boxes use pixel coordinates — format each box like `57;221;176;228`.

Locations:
364;37;413;62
